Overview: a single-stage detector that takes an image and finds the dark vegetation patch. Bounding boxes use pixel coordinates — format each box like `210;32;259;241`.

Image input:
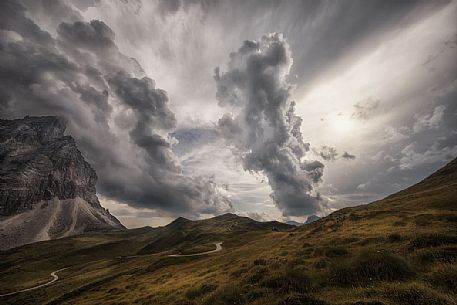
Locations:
261;267;312;294
387;233;402;243
324;246;349;257
141;256;197;275
384;283;455;305
313;258;330;269
415;214;433;226
365;210;391;219
329;251;414;286
185;283;218;299
409;234;457;250
202;284;264;305
358;237;385;246
245;265;269;284
347;301;386;305
349;213;362;221
253;258;267;266
174;301;196;305
426;264;457;291
277;294;329;305
340;237;360;244
393;220;407;226
412;246;457;264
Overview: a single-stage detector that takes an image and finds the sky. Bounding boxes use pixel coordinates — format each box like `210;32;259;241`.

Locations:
1;0;456;227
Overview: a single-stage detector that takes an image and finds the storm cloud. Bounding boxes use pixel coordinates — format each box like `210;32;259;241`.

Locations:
214;33;324;217
0;0;232;217
1;0;456;225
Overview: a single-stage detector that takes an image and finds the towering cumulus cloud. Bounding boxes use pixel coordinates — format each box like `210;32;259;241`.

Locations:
215;33;324;217
0;0;232;217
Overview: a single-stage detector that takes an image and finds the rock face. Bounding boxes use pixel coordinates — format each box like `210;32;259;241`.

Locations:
305;214;320;224
0;116;124;250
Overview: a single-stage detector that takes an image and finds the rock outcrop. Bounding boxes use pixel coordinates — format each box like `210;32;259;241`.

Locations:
305;214;320;224
0;116;124;250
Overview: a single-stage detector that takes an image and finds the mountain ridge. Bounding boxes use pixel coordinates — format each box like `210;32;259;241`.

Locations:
0;116;124;250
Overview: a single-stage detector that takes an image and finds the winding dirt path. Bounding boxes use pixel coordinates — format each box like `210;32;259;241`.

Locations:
168;242;223;257
0;242;223;297
0;268;67;297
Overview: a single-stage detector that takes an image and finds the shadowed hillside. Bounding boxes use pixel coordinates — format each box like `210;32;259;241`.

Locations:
0;158;456;305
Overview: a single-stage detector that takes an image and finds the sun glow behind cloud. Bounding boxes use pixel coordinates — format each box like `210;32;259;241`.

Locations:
296;2;456;150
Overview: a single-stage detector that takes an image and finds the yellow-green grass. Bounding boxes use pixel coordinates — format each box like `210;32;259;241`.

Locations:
1;158;456;305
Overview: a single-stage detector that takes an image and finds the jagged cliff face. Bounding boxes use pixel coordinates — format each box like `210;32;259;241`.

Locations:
0;116;125;250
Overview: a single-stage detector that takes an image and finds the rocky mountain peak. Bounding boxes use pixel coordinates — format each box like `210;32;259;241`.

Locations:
0;116;66;145
0;116;124;250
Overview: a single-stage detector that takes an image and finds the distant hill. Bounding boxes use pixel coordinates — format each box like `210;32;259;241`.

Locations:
0;157;456;305
138;213;294;255
285;220;302;226
304;214;320;224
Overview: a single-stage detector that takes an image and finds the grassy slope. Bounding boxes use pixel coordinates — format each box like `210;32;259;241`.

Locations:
0;158;456;305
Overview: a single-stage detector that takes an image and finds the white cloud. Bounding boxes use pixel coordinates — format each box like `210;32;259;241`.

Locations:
413;105;446;133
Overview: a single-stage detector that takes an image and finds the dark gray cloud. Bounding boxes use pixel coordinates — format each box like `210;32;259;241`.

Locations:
342;152;356;160
158;0;182;14
314;146;357;162
0;0;232;217
171;127;220;156
352;98;380;120
317;146;338;161
215;33;324;217
58;20;115;50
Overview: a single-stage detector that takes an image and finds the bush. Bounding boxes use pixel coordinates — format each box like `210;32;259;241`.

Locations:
412;247;457;264
387;233;402;243
202;285;247;305
262;268;312;294
324;246;349;257
185;283;218;299
384;283;455;305
329;251;414;286
245;265;268;284
410;234;457;249
277;294;329;305
427;264;457;291
253;258;267;266
174;301;196;305
313;258;330;269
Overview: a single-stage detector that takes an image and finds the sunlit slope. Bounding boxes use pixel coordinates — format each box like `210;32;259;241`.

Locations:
0;158;456;305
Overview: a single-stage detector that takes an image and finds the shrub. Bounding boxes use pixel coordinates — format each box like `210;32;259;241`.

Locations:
245;265;268;284
427;264;457;291
277;294;329;305
410;234;457;250
384;283;455;305
253;258;267;266
324;246;349;257
314;258;330;269
412;247;457;264
185;283;218;299
202;285;247;305
387;233;402;243
329;251;414;286
174;301;196;305
262;268;312;294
